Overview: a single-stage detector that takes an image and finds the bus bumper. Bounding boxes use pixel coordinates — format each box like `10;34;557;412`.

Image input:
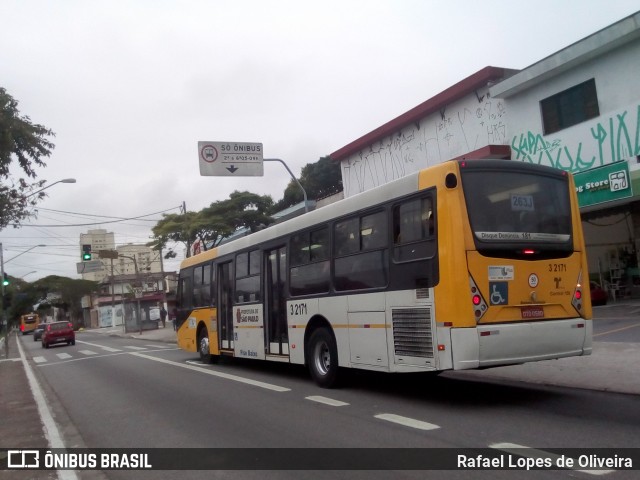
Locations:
450;318;593;370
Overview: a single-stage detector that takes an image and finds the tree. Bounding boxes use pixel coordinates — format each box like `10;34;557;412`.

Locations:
149;191;274;258
196;191;273;249
3;276;97;327
273;156;342;211
149;211;200;259
0;87;56;229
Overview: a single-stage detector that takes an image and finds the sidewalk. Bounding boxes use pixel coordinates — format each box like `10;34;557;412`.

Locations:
90;323;178;344
447;341;640;395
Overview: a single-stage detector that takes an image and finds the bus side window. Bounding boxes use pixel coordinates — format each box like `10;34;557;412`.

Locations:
178;268;193;310
393;196;435;262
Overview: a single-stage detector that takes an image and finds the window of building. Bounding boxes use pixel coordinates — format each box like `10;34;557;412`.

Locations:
540;79;599;134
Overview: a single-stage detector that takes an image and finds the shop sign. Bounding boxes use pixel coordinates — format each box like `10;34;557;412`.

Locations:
574;161;632;208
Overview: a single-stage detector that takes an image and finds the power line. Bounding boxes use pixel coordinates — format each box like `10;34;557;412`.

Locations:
12;206;181;228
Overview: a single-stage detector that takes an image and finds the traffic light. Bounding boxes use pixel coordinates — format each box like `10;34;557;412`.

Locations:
82;244;92;261
2;272;9;286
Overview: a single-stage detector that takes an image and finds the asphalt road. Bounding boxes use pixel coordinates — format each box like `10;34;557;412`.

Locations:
9;325;639;480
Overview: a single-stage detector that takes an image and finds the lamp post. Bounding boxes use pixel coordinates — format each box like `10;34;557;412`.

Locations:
4;245;46;264
25;178;76;199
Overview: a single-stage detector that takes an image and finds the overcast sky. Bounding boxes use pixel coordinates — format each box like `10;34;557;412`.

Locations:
1;0;638;281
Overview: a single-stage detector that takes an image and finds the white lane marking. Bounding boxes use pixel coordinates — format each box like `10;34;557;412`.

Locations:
33;356;47;364
78;350;98;356
123;346;147;351
134;353;290;392
490;443;614;476
144;344;171;349
76;339;122;352
16;336;79;480
56;353;72;360
306;395;350;407
374;413;440;431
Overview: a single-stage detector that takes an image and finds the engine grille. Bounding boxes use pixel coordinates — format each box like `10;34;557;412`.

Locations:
392;308;433;358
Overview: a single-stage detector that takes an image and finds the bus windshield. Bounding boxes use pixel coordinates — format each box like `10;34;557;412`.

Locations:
460;163;573;257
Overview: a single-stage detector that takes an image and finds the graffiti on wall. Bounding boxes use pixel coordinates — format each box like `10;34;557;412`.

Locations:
342;93;507;196
512;104;640;173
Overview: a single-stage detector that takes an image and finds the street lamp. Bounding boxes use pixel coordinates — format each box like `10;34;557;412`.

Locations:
5;244;46;264
25;178;76;199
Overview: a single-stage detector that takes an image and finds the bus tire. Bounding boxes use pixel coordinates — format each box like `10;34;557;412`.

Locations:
198;327;212;364
307;327;339;388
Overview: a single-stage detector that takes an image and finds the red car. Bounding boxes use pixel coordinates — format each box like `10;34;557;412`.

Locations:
42;321;76;348
590;281;608;306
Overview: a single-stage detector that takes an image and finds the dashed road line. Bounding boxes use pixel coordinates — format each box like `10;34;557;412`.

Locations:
306;395;350;407
33;356;47;364
56;353;72;360
374;413;440;431
78;350;98;356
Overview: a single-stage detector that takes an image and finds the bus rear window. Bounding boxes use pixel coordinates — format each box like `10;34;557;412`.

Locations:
461;168;573;255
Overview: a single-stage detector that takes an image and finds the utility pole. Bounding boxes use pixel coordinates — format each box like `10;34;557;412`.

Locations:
1;243;8;358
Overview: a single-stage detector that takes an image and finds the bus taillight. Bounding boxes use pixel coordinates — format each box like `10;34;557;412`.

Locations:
572;271;584;313
469;276;488;321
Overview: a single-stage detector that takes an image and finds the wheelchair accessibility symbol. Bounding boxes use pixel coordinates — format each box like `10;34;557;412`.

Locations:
489;282;508;305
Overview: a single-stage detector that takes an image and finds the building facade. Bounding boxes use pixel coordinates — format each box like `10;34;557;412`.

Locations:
79;229;115;282
330;12;640;298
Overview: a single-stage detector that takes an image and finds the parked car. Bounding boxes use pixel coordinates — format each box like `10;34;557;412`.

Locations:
590;281;608;306
42;321;76;348
33;324;46;341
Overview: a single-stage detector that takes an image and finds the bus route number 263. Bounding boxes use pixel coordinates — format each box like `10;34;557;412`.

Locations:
289;302;308;316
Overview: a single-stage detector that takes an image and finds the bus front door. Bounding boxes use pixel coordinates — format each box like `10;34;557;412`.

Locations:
218;261;234;351
265;247;289;356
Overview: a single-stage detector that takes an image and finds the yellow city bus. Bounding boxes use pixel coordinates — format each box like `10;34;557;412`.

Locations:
176;159;592;387
20;313;41;335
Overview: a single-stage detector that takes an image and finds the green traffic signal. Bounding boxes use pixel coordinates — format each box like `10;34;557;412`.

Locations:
2;273;9;286
81;244;92;261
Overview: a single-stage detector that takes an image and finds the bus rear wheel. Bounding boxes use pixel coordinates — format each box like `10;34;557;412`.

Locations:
307;327;339;388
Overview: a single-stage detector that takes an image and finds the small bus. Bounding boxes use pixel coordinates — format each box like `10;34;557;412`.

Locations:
20;313;41;335
175;159;592;387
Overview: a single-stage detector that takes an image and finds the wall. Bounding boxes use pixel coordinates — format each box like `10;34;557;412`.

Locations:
340;87;508;197
504;41;640;174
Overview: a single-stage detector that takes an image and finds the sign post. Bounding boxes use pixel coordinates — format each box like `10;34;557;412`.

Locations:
198;141;264;177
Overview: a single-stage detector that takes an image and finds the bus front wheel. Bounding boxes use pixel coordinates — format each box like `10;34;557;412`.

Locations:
307;327;339;388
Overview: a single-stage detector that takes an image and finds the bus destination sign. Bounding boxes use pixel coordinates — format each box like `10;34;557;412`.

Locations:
198;141;264;177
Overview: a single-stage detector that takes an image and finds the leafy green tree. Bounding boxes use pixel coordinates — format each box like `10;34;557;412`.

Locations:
3;276;97;326
149;191;274;258
273;156;342;211
0;87;56;229
148;211;200;259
